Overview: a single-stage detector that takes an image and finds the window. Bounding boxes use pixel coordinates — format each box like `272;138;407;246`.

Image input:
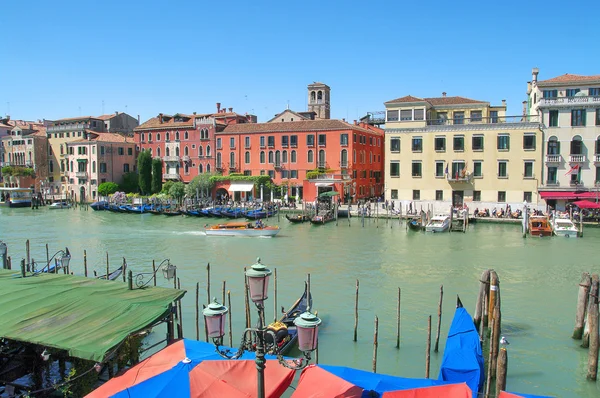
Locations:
184;146;189;156
340;149;348;167
268;151;274;163
436;190;444;201
524;161;534;178
571;136;583;155
590;88;600;96
597;109;600;126
548;110;559;127
216;153;222;168
307;150;314;163
291;135;298;147
571;109;586;126
282;136;289;147
318;134;326;146
596;138;600;155
206;146;211;157
282;150;288;163
472;136;484;151
340;134;348;146
411;162;422;177
123;163;130;172
268;170;275;179
543;90;558;98
216;138;222;149
176;131;180;141
596;166;600;183
400;109;412;121
566;88;580;97
307;135;315;147
198;164;203;174
260;151;265;163
490;111;499;124
453;135;464;151
471;111;482;122
414;109;424;121
498;161;508;178
522;134;536;150
391;189;398;200
156;133;161;141
473;190;481;202
547;137;560;155
245;151;250;164
412;137;422;152
230;137;235;148
166;132;170;141
498;191;506;202
260;136;265;148
244;136;251;148
413;190;420;200
390;161;400;177
290;150;296;163
100;146;105;155
390;138;400;152
184;131;188;140
451;161;465;178
523;192;532;203
497;134;510;150
268;136;275;147
100;163;107;173
157;147;161;157
435;137;446;151
433;162;444;177
453;112;465;125
230;152;235;168
128;148;133;156
473;161;482;177
387;110;399;121
290;170;298;178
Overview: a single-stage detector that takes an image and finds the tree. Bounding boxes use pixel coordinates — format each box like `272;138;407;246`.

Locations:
185;173;216;198
120;172;139;193
137;150;152;195
151;158;163;194
161;180;175;195
98;182;119;196
169;182;186;202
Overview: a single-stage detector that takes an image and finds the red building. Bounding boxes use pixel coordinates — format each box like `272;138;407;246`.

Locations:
133;104;256;183
215;118;384;203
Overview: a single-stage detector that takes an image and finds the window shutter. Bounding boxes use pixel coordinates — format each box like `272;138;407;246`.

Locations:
414;109;424;120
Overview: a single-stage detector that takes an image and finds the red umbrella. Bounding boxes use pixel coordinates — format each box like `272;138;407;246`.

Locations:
572;200;600;209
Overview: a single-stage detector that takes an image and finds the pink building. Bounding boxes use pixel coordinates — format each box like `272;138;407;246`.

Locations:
65;132;136;202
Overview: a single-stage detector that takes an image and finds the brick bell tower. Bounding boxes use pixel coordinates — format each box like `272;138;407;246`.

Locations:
307;82;331;119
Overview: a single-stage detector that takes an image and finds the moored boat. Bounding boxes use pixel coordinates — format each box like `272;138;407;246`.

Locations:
551;216;578;238
90;200;108;211
205;221;280;237
425;215;451;233
286;214;310;223
529;216;552;237
48;201;72;210
310;210;335;225
0;187;33;208
408;218;423;231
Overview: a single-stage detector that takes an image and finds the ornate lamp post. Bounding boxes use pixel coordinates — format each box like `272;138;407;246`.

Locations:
127;259;177;290
33;247;71;274
203;258;321;398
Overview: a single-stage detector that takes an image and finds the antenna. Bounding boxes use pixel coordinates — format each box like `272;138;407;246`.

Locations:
287;100;290;110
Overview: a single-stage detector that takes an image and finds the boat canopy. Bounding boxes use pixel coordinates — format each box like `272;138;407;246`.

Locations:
227;182;255;192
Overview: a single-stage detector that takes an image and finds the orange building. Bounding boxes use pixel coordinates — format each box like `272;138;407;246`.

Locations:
216;118;384;203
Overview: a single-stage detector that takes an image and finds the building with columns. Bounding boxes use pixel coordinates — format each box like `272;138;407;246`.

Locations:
526;68;600;209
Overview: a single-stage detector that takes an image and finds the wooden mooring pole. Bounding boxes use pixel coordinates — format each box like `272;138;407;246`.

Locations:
274;268;278;322
222;280;226;308
586;274;599;381
426;315;431;378
396;287;401;349
490;304;502;378
474;270;491;330
496;347;508;393
485;316;496;398
353;279;359;341
434;285;443;352
25;240;30;270
195;282;200;340
152;260;156;286
372;316;379;373
573;272;591;340
83;250;88;277
206;263;211;304
106;252;109;279
227;290;233;348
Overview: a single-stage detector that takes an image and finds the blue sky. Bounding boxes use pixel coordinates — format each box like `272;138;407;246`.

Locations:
2;0;600;124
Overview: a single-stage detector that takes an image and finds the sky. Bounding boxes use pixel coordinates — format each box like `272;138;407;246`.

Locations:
2;0;600;124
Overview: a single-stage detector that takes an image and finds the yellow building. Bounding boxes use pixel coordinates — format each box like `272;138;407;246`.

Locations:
384;94;543;212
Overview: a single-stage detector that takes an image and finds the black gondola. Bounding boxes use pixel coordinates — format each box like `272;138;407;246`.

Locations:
265;282;313;355
97;263;127;281
408;218;424;231
310;210;335;225
285;214;310;223
163;210;182;216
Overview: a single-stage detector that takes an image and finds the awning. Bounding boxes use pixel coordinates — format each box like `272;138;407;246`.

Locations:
227;182;254;192
540;191;598;200
315;182;333;187
76;159;88;163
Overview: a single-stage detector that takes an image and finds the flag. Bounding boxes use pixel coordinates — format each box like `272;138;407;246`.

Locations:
565;164;580;176
445;164;449;175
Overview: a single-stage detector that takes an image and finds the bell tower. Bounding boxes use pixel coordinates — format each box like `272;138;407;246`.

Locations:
307;82;331;119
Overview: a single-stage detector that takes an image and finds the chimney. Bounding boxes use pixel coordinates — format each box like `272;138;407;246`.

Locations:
193;112;197;115
522;100;527;116
158;113;163;124
442;92;447;97
115;111;119;116
29;123;33;130
228;107;233;113
532;67;539;84
353;120;357;125
137;115;140;125
216;103;221;113
342;118;345;122
501;99;507;107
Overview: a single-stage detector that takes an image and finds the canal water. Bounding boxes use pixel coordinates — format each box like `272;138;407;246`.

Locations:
1;207;599;397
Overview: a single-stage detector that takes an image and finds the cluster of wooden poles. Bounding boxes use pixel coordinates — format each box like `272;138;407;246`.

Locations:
572;272;599;381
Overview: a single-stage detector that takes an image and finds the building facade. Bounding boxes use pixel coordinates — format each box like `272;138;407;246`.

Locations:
64;132;136;202
527;68;600;209
384;94;543;212
1;123;49;190
134;105;255;184
97;112;139;135
217;118;384;203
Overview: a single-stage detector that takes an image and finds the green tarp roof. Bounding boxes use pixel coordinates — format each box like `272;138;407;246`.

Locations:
0;269;185;362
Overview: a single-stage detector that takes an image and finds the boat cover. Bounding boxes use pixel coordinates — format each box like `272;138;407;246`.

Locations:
382;383;472;397
438;307;484;395
498;392;555;398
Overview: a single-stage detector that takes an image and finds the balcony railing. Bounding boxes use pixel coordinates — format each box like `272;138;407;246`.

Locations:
545;154;562;163
47;123;89;132
163;155;180;162
423;115;539;126
595;154;600;163
274;161;282;168
340;161;348;168
570;180;583;187
162;173;179;180
182;155;190;162
75;171;88;178
317;161;327;169
447;173;472;183
569;155;586;163
546;180;559;186
539;96;600;107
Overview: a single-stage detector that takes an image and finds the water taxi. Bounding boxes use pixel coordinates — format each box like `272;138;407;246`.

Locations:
550;216;579;238
0;187;33;208
425;215;451;233
204;221;280;237
529;216;552;237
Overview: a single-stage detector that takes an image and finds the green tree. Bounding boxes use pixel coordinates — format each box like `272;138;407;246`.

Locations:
161;180;175;195
120;172;139;193
151;158;163;194
185;172;216;198
169;182;186;202
98;182;119;196
137;150;152;195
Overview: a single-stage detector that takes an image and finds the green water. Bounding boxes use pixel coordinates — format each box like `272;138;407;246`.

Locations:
1;207;599;397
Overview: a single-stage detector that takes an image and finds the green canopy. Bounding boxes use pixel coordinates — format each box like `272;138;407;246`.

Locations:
319;191;340;198
0;269;185;361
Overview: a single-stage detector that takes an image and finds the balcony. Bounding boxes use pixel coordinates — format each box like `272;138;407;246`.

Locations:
75;171;88;178
163;155;180;162
546;180;559;186
162;173;179;180
182;155;190;162
274;161;282;169
570;180;583;187
595;154;600;163
447;173;472;183
545;154;562;163
539;95;600;108
424;115;540;126
569;155;586;163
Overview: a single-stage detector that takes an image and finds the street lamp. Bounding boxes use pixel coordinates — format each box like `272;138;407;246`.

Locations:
203;258;321;398
34;247;71;274
0;241;7;270
128;259;177;290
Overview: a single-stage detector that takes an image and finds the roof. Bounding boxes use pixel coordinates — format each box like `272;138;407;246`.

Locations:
69;131;135;144
0;269;185;361
53;116;98;122
538;74;600;85
96;114;116;120
384;95;427;104
385;95;487;106
267;109;312;123
221;119;381;135
135;114;195;130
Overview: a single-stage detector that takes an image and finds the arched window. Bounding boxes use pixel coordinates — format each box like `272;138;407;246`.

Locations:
166;147;170;156
92;161;96;173
260;151;265;163
245;151;250;164
275;150;281;165
308;150;314;163
310;91;316;103
268;151;274;163
206;164;211;173
148;133;152;141
175;147;180;156
61;160;65;172
156;133;161;141
230;152;235;167
216;152;222;168
184;163;189;173
199;146;203;157
141;133;145;142
596;136;600;154
353;149;356;163
282;150;288;163
317;91;323;101
199;164;203;174
184;131;188;140
318;150;326;167
60;144;64;154
547;136;560;155
184;146;189;156
157;147;160;157
166;132;170;141
341;149;348;166
571;135;583;155
176;131;180;141
291;150;296;163
206;146;211;157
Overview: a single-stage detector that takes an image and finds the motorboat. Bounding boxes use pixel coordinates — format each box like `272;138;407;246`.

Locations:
205;221;280;237
529;216;552;237
425;215;451;233
48;202;72;210
551;216;579;238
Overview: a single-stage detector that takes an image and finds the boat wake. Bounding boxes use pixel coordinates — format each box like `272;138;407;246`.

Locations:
172;231;206;236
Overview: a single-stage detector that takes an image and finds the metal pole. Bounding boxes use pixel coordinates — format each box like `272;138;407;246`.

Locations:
256;304;266;398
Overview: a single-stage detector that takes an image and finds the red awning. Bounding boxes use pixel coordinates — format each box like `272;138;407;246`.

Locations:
572;200;600;209
539;191;598;200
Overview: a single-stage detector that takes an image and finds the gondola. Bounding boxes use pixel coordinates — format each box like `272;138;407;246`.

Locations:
265;282;313;355
163;210;182;216
97;263;127;281
90;201;108;211
310;211;335;225
408;218;423;231
286;214;310;223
